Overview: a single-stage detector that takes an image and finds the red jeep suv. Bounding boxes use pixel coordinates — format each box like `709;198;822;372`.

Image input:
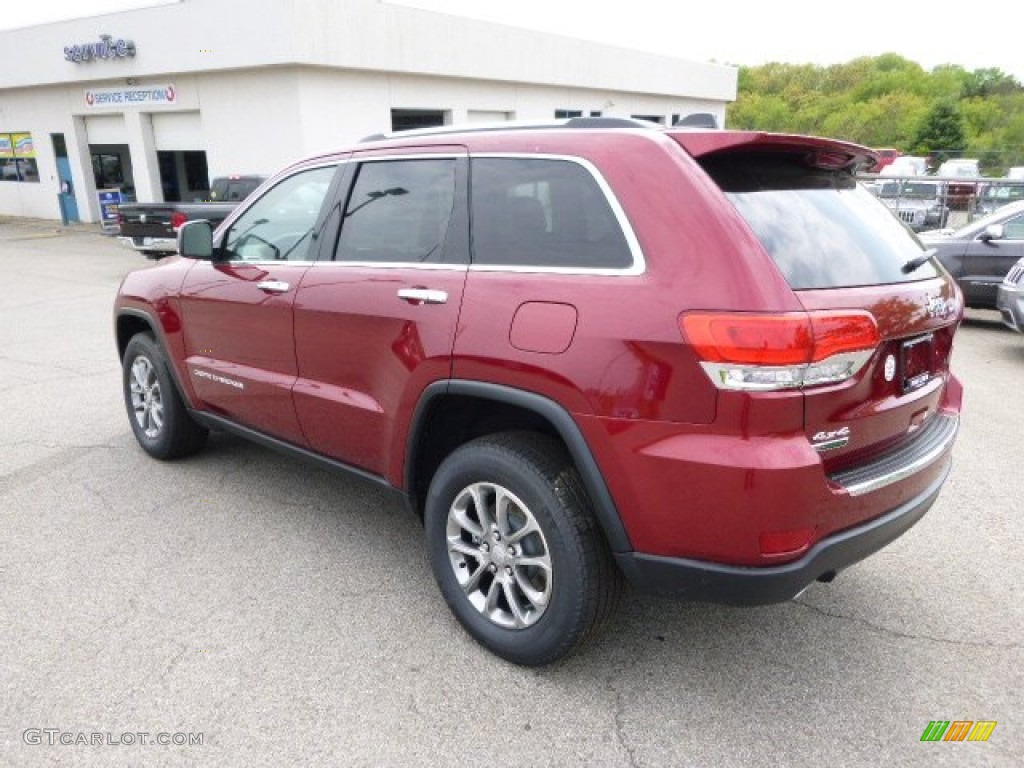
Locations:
115;118;962;665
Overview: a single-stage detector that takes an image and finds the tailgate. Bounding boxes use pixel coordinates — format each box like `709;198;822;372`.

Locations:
690;133;962;474
118;207;176;238
797;279;958;472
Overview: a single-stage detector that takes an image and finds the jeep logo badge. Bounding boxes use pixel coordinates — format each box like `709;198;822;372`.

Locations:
884;354;896;382
925;293;957;320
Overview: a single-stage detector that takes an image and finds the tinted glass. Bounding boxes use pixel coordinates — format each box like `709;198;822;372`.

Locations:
470;158;632;269
704;156;938;289
223;165;335;262
336;159;456;263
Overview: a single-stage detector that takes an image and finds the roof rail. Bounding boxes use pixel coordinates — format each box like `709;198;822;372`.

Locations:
359;116;661;143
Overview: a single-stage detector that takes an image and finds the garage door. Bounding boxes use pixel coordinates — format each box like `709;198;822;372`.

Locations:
152;112;203;151
85;115;127;144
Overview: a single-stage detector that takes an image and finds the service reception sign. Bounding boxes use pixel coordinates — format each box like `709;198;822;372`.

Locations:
84;84;177;108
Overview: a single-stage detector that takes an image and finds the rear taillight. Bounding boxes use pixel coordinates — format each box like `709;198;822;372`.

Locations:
680;311;879;391
170;211;188;230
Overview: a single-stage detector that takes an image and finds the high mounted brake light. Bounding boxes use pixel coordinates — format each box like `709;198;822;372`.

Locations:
680;311;880;391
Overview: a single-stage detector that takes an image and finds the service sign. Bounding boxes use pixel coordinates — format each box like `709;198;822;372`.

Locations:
0;135;12;159
84;84;177;109
65;34;136;63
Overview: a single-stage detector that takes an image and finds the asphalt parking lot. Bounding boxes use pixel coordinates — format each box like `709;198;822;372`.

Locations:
1;218;1021;767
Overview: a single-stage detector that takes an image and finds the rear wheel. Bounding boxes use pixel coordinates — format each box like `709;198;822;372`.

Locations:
122;333;208;460
425;432;622;666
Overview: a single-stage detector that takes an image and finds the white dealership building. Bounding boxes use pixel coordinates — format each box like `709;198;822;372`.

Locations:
0;0;737;223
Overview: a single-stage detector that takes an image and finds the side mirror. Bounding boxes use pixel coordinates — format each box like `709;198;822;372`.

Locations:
177;219;215;259
980;224;1005;242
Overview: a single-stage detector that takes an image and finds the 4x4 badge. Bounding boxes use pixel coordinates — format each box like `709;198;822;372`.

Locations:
812;426;850;452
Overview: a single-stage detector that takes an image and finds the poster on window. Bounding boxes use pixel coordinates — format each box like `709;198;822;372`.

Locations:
12;134;35;158
0;135;12;159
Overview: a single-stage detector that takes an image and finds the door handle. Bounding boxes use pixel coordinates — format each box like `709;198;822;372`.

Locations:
397;288;448;305
256;280;290;294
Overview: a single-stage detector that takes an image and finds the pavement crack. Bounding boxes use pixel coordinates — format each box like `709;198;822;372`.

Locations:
605;666;641;768
792;599;1023;650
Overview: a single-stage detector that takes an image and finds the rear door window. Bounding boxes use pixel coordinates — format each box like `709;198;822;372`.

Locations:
703;155;939;289
335;158;459;264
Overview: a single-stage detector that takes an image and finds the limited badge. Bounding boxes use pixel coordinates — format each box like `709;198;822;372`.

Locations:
884;354;896;382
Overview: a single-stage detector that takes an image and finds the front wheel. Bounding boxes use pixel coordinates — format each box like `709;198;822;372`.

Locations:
122;332;208;460
424;432;622;666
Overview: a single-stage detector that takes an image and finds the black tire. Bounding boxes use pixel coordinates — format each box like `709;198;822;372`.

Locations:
122;332;208;460
425;432;622;666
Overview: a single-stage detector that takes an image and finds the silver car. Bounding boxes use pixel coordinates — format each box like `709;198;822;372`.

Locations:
997;257;1024;332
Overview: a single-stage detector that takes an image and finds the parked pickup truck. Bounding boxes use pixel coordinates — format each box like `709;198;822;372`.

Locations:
117;175;266;257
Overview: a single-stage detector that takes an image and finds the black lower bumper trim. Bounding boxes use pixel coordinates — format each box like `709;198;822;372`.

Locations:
616;457;950;605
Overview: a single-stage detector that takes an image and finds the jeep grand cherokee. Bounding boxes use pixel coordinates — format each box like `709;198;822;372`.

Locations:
115;118;962;665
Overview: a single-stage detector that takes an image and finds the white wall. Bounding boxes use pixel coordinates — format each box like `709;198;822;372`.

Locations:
0;0;737;221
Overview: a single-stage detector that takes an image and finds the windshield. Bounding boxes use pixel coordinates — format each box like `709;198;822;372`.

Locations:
703;155;938;289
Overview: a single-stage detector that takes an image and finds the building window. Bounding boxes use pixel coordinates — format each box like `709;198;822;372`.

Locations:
391;109;447;132
0;132;40;183
631;115;665;125
554;110;583;119
91;153;125;189
589;111;603;118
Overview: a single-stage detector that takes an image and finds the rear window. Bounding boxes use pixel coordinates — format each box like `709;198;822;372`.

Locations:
703;155;938;289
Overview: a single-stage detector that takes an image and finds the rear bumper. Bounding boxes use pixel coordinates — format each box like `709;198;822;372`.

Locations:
616;456;950;605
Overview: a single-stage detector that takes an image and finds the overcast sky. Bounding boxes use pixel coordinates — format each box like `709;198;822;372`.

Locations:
5;0;1023;81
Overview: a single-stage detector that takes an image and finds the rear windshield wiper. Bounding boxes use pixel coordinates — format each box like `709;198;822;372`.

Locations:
902;248;937;274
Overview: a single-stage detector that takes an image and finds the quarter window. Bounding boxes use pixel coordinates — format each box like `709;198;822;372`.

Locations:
470;157;633;269
222;165;336;262
335;159;457;263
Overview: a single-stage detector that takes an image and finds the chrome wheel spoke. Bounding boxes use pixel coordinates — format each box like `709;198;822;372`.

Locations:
506;516;541;546
514;568;549;608
450;497;484;540
448;538;482;559
471;484;494;532
516;554;551;571
460;563;486;594
484;577;503;614
502;579;528;627
494;487;514;536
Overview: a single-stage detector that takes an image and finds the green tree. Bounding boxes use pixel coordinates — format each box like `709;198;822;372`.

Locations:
910;102;966;155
